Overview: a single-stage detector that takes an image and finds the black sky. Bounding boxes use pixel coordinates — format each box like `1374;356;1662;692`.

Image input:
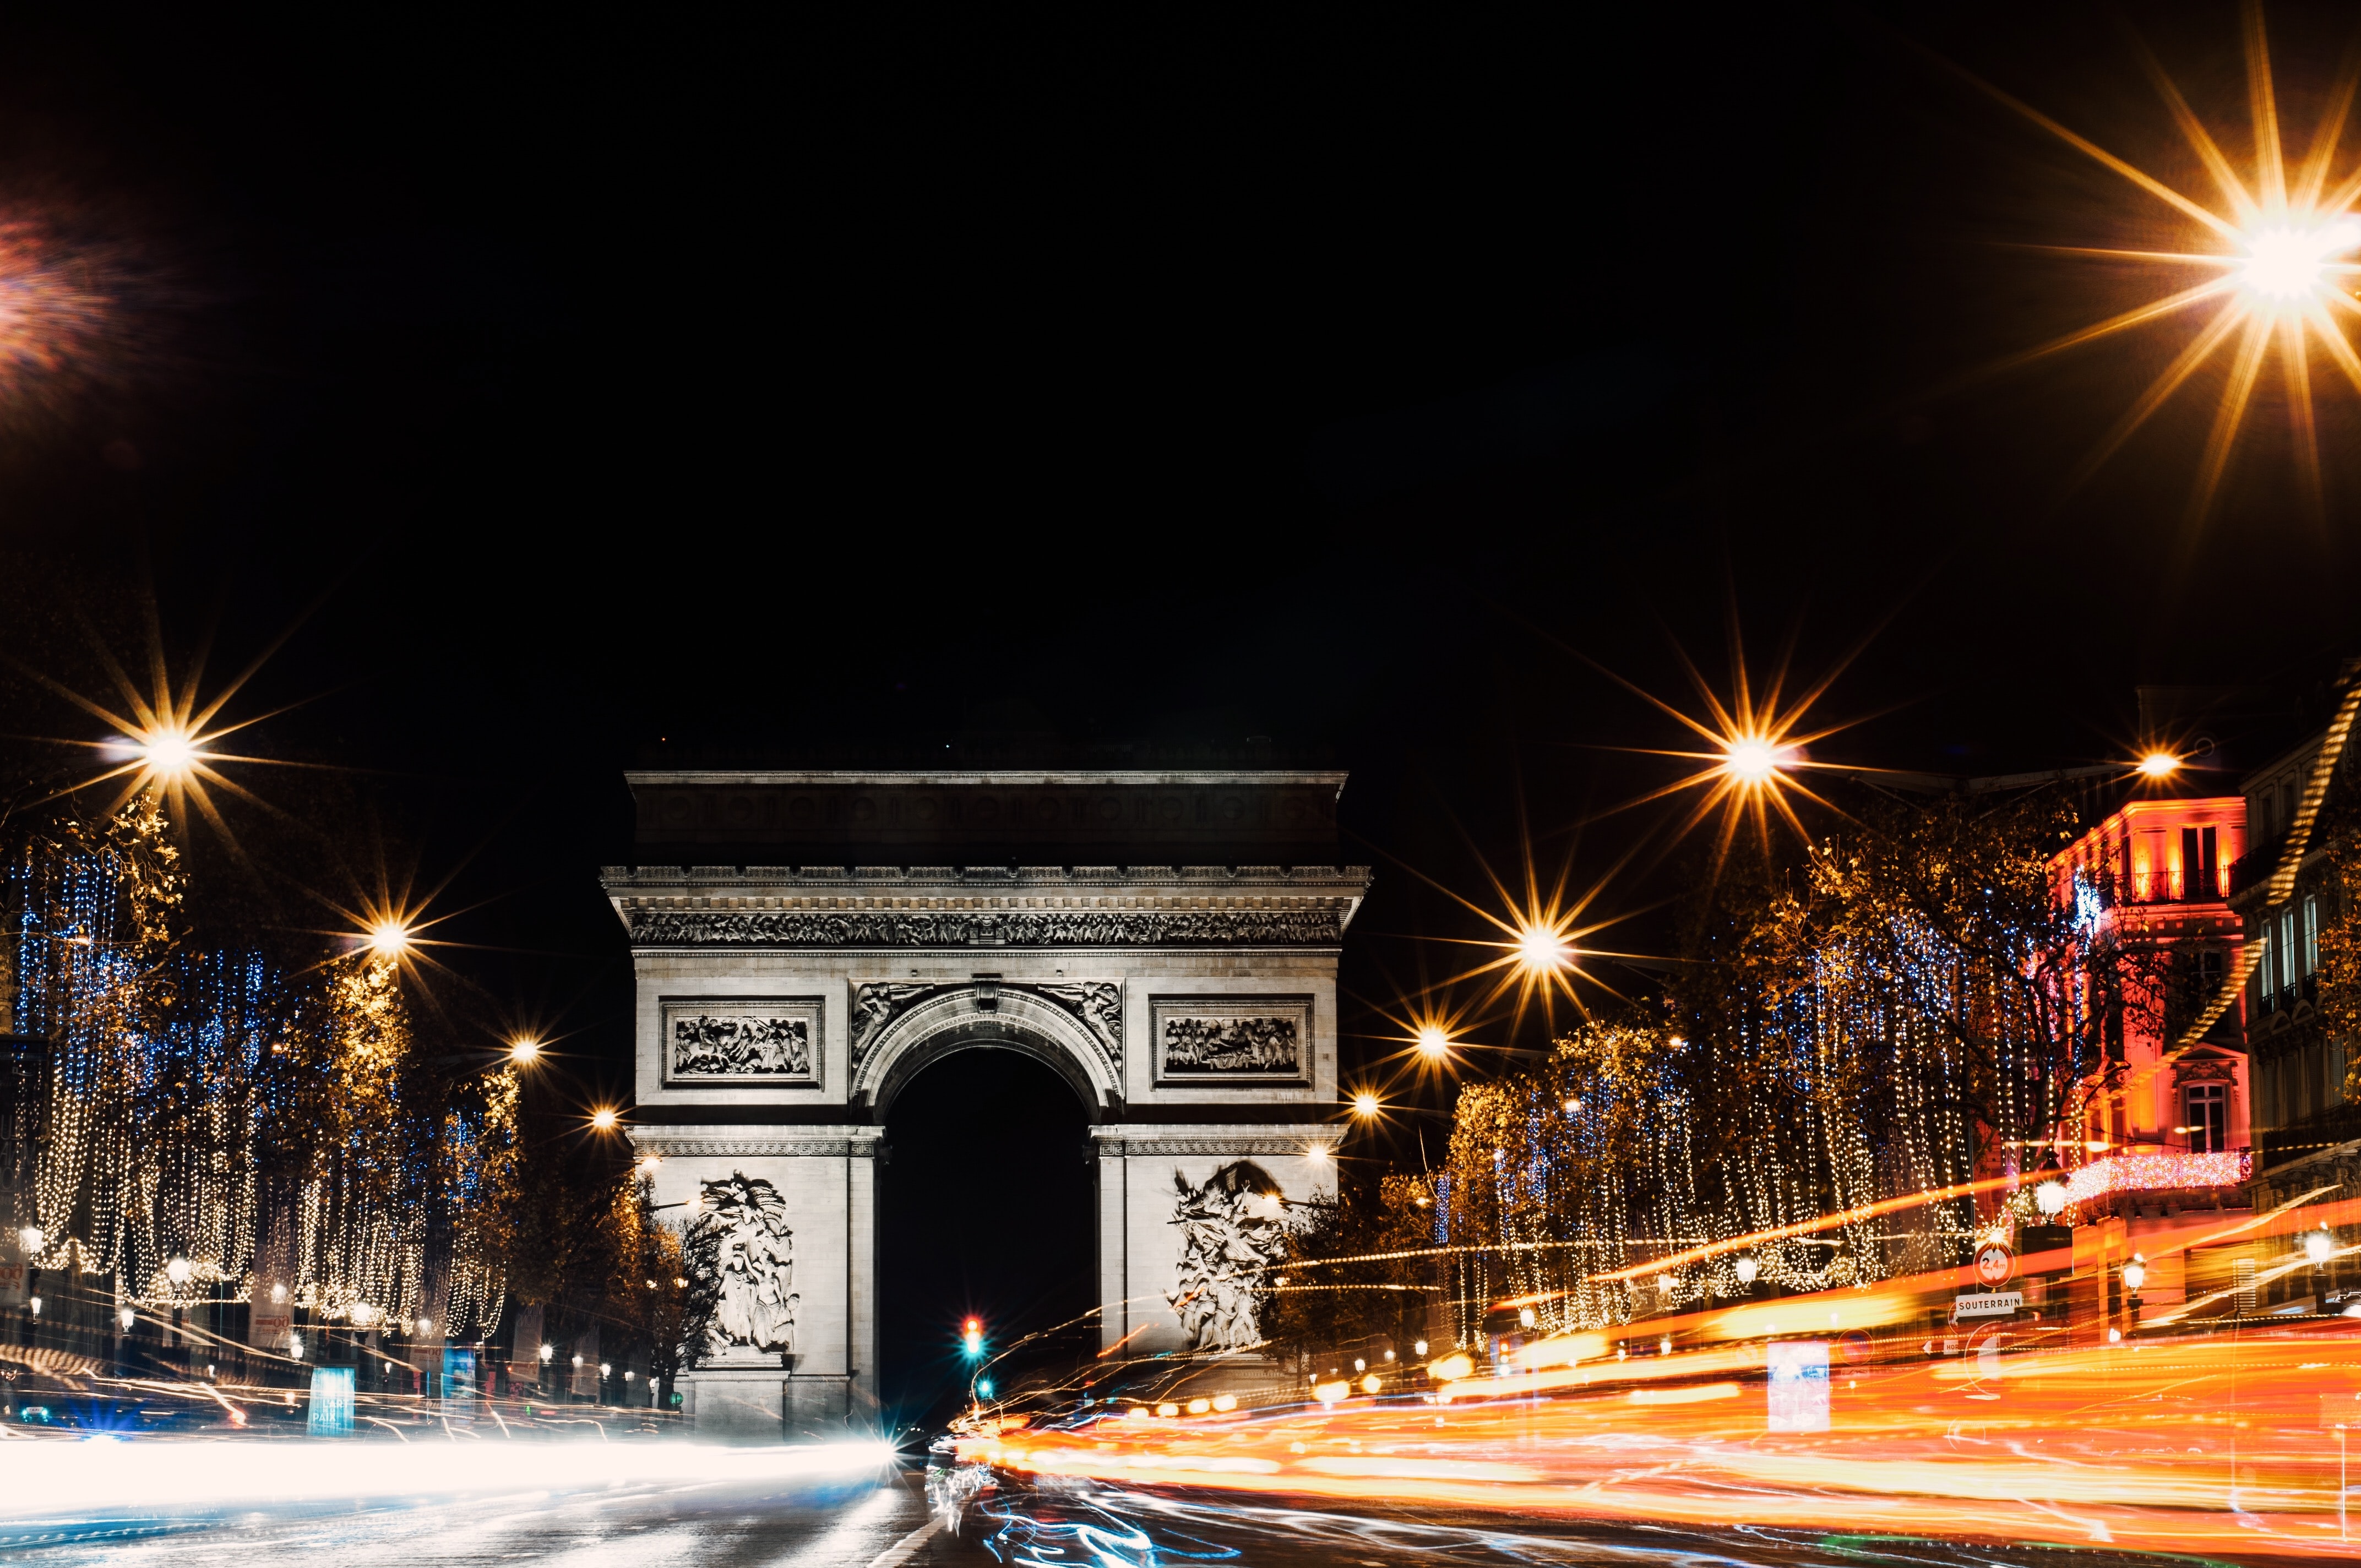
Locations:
4;4;2361;1129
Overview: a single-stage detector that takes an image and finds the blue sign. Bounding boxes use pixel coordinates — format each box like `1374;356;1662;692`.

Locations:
308;1365;355;1436
442;1347;477;1418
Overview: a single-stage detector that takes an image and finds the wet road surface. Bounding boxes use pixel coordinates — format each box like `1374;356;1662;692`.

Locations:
5;1453;2324;1567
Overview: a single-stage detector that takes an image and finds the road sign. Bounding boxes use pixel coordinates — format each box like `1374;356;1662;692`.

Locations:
1766;1341;1830;1432
1972;1241;2015;1288
1954;1291;2023;1320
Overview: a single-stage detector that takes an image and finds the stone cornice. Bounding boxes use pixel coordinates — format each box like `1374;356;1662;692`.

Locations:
602;864;1370;890
632;1138;877;1157
605;865;1370;946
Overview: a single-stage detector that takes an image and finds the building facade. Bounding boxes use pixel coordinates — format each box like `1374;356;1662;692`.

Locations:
2230;730;2354;1166
601;768;1369;1436
2050;793;2251;1159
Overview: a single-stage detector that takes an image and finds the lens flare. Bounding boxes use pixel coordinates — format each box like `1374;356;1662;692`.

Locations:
2239;218;2360;302
1514;924;1573;972
2137;750;2181;777
1721;735;1783;783
1931;9;2361;526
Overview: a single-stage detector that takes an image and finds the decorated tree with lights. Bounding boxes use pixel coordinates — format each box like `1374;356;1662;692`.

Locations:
1260;1172;1435;1379
1431;785;2156;1343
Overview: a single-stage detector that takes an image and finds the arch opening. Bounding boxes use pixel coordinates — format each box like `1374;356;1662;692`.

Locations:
876;1046;1096;1434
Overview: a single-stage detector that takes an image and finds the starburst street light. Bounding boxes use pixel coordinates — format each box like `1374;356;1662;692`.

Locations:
590;1108;620;1132
365;921;412;959
2137;750;2182;778
1515;923;1574;973
1721;734;1787;785
508;1038;543;1065
1415;1026;1451;1060
1936;7;2361;524
1351;1091;1382;1119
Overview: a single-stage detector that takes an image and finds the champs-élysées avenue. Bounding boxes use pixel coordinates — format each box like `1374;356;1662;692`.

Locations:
7;5;2361;1565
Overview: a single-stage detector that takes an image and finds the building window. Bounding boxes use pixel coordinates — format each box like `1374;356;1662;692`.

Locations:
2184;1081;2228;1152
2258;928;2276;1004
2281;906;2300;994
2303;895;2319;977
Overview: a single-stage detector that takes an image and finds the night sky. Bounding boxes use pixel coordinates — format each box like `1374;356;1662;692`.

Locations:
4;6;2360;1419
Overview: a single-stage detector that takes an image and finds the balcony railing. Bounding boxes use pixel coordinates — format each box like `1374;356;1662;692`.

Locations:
2224;835;2283;896
2075;869;2223;907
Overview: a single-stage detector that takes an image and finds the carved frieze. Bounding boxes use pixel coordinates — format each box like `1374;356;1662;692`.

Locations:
629;907;1341;949
1152;995;1312;1084
662;998;823;1086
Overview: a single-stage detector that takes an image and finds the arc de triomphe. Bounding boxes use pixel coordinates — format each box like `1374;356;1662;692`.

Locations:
602;768;1369;1435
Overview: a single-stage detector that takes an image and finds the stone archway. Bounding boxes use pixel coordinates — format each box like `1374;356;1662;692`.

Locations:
851;979;1123;1118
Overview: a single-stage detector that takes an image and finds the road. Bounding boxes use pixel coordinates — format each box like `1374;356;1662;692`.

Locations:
3;1451;2316;1568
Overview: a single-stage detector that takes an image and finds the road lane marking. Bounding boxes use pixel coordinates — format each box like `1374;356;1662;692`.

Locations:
864;1518;939;1567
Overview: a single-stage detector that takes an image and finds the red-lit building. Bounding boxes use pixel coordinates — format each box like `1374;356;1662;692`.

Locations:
2049;798;2248;1237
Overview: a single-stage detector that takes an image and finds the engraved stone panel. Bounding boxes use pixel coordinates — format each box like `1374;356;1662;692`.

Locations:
1152;994;1312;1084
662;998;823;1085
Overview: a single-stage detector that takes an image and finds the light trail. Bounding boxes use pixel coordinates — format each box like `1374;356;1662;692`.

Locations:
964;1324;2361;1559
0;1437;897;1516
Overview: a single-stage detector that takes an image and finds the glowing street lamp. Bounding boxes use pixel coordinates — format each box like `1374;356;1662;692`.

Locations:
365;921;412;959
138;727;202;782
1415;1026;1450;1061
2240;219;2361;303
508;1038;543;1065
2308;1228;2335;1265
590;1108;620;1132
2035;1181;2068;1216
1514;924;1573;973
2123;1258;2147;1293
1734;1255;1761;1284
1721;735;1783;784
17;1224;40;1252
2137;751;2180;778
1351;1091;1381;1119
165;1256;192;1286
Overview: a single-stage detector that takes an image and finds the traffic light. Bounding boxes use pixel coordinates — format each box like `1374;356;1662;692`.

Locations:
962;1317;983;1357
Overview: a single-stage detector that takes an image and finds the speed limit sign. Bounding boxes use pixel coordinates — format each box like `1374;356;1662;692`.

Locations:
1972;1240;2015;1288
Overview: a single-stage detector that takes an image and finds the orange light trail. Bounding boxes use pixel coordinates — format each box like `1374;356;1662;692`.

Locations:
970;1316;2361;1558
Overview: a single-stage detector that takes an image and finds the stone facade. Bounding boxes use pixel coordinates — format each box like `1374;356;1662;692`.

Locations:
603;770;1369;1438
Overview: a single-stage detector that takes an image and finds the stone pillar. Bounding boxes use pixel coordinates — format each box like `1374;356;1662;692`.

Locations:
1097;1139;1129;1352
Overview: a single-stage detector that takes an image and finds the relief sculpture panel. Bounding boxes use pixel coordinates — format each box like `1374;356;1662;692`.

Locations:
662;998;823;1085
1151;995;1312;1084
